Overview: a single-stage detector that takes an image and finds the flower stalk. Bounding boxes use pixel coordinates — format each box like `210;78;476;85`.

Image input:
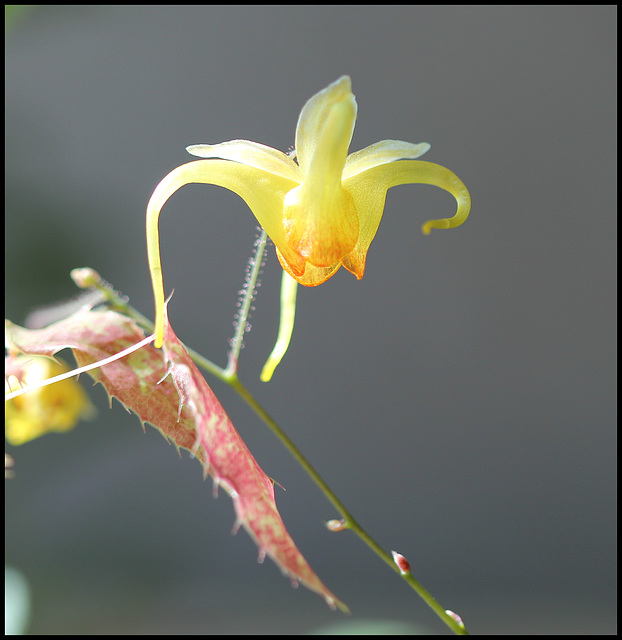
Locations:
226;228;269;376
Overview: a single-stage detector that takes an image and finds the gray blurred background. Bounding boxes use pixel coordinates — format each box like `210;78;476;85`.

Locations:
5;6;616;634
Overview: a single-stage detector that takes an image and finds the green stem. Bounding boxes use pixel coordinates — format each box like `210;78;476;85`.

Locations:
78;270;467;634
216;368;467;635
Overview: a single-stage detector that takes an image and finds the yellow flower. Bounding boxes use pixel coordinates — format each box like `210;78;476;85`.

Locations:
146;75;471;352
5;355;95;445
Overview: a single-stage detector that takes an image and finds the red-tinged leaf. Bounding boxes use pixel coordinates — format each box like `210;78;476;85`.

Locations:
5;307;346;611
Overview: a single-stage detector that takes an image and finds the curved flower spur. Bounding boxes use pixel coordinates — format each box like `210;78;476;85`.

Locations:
146;76;471;378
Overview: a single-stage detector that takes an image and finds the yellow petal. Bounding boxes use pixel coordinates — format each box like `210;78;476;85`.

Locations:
338;178;388;280
343;140;431;179
186;140;302;183
275;246;342;286
294;76;357;174
146;160;300;347
341;160;471;277
283;94;359;267
282;182;358;268
378;160;471;234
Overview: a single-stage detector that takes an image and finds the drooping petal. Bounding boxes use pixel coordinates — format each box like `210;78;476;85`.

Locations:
146;159;302;348
341;160;471;277
260;271;298;382
343;140;431;180
186;140;302;183
294;75;357;174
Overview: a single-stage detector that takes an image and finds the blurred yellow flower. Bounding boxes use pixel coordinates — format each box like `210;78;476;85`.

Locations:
5;356;95;445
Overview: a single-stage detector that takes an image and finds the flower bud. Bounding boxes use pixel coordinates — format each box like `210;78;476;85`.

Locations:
391;550;411;575
325;519;348;532
445;610;465;629
70;267;102;289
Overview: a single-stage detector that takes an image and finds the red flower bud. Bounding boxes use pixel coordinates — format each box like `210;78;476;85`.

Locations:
391;550;411;575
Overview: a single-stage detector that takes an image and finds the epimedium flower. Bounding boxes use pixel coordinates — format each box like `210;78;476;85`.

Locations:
146;76;471;360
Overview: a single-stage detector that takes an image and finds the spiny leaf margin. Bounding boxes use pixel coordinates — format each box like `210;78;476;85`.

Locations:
5;307;344;611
